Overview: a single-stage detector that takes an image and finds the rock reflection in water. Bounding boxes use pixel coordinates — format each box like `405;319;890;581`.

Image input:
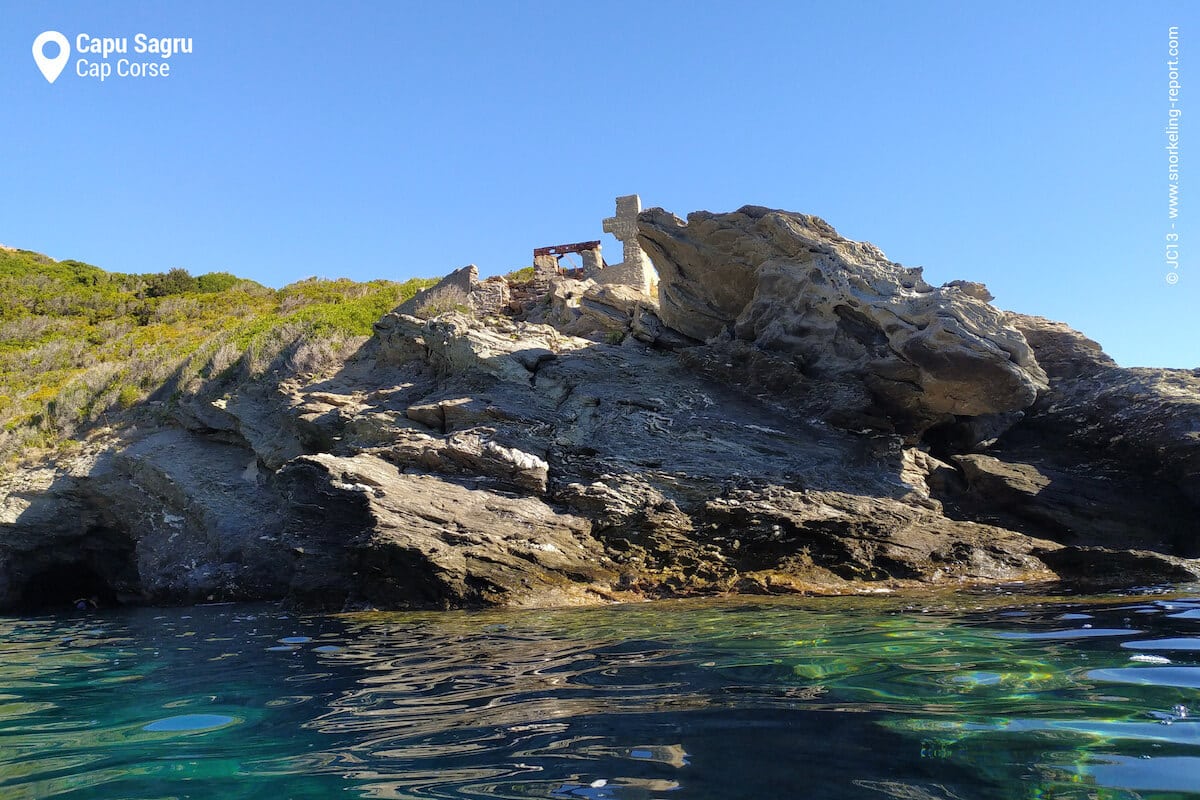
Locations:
6;593;1200;798
296;603;1009;799
307;618;703;798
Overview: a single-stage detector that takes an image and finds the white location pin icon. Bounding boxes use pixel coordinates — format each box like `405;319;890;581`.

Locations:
32;31;70;84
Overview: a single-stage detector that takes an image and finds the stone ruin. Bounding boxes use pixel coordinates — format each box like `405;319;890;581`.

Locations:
532;241;605;291
398;194;659;325
530;194;658;297
397;264;511;317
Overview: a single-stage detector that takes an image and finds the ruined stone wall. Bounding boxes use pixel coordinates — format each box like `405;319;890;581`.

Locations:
581;247;604;277
468;277;511;315
396;264;509;317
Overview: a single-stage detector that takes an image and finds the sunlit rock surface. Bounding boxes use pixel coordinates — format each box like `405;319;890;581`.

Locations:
1;206;1196;610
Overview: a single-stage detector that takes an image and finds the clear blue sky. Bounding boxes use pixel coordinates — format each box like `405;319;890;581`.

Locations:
1;1;1195;367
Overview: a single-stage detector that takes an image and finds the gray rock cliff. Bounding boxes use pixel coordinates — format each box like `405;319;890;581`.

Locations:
1;205;1195;611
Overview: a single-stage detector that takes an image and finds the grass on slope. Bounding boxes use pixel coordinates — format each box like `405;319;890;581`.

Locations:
0;247;436;463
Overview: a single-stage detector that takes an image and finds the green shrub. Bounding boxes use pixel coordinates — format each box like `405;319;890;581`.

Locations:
116;384;142;409
143;267;197;297
415;287;471;318
196;271;242;293
504;266;535;282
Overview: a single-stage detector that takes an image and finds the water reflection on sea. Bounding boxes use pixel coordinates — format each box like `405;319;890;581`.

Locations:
3;590;1200;798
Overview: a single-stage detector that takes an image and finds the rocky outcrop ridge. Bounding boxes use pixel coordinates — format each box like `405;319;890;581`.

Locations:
638;206;1047;431
0;205;1196;611
1007;314;1200;505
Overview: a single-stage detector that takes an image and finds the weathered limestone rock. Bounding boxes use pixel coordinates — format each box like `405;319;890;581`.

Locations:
383;429;550;494
543;278;594;330
579;284;647;331
637;206;1048;427
1008;314;1117;380
375;311;589;386
945;452;1195;552
405;397;498;432
920;314;1199;557
175;384;308;470
693;486;1058;588
0;447;138;609
107;429;290;603
0;429;292;609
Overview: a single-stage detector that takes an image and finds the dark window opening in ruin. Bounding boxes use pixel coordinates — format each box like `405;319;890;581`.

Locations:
557;253;585;277
18;562;122;612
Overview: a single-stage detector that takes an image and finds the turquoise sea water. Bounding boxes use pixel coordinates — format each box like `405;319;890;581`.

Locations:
4;589;1200;799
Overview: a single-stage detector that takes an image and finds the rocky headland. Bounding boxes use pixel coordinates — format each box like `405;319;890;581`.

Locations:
2;203;1197;611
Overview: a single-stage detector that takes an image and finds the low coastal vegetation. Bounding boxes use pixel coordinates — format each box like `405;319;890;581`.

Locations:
414;285;470;318
503;266;535;282
0;246;435;463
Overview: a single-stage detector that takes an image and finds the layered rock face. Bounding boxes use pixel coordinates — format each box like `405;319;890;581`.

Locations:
0;205;1196;611
1007;314;1200;506
638;207;1047;429
935;314;1200;555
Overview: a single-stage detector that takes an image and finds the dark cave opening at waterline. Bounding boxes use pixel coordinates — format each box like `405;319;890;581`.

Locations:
18;561;123;611
14;521;140;612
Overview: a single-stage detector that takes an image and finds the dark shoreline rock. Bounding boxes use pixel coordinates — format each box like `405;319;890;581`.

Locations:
1;206;1196;611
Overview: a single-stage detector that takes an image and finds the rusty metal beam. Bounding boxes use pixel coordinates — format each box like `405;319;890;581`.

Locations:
533;240;601;258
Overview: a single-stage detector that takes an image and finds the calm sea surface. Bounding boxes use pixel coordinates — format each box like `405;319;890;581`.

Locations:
3;589;1200;799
